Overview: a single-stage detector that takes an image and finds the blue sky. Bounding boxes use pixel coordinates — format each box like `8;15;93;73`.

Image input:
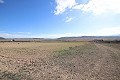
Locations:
0;0;120;38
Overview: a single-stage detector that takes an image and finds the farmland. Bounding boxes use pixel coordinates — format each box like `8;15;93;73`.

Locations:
0;42;120;80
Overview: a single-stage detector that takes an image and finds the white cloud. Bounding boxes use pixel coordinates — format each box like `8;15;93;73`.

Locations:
54;0;77;15
1;27;120;38
82;27;120;36
94;27;120;36
17;32;31;34
65;17;73;22
0;0;4;3
36;27;120;38
73;0;120;15
40;33;82;38
0;32;32;38
0;33;20;37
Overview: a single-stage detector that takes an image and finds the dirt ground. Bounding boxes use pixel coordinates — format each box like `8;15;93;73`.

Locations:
0;42;120;80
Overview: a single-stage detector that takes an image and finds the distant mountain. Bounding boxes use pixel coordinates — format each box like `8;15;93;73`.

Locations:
112;34;120;36
81;36;120;38
0;37;5;39
57;36;120;41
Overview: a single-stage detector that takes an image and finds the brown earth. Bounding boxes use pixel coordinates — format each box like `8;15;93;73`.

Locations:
0;42;120;80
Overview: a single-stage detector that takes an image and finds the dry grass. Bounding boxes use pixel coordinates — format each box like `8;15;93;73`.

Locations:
0;42;86;80
102;43;120;50
0;42;85;59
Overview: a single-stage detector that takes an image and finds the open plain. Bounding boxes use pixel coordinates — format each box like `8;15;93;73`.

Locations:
0;42;120;80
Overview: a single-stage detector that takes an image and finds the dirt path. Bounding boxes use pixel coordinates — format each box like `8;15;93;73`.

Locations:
92;43;120;80
53;43;120;80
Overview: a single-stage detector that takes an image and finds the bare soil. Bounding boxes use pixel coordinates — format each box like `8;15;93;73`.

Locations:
0;42;120;80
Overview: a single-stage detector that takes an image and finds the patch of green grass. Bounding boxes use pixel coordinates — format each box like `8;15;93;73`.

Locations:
54;49;69;57
54;43;97;58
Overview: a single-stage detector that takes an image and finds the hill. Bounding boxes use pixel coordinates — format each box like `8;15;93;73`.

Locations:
57;36;120;41
0;37;5;39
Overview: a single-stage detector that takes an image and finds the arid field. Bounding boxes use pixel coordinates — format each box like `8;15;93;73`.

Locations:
0;42;120;80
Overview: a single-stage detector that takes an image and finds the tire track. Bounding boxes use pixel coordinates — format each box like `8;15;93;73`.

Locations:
91;43;120;80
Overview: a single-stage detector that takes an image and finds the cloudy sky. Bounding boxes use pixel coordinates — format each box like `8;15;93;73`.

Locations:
0;0;120;38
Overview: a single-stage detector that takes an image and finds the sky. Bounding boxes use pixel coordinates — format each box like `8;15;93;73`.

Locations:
0;0;120;38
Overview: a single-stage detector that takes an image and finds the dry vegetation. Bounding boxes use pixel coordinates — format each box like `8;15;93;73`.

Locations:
102;43;120;50
0;42;84;59
0;42;85;80
0;42;120;80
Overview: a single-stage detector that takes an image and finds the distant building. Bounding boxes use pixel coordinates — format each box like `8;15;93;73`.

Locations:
11;39;15;42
